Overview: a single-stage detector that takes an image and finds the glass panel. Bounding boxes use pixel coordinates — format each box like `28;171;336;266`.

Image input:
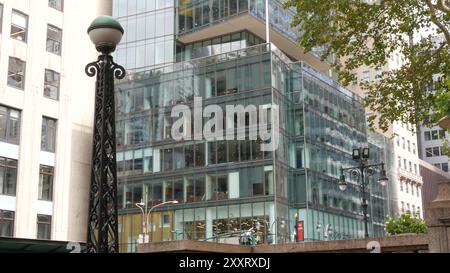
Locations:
195;175;205;202
230;0;237;15
41;118;57;152
46;25;62;55
207;142;216;165
228;140;239;162
37;215;52;239
186;177;195;203
165;180;173;201
0;5;2;33
174;180;184;203
0;107;20;144
5;161;17;196
153;182;163;205
162;148;173;171
7;58;26;89
174;146;185;169
49;0;64;11
240;140;251;161
239;0;248;12
39;165;53;201
11;10;28;42
0;107;6;140
217;140;227;164
216;175;228;200
185;144;195;168
44;70;60;100
0;166;5;195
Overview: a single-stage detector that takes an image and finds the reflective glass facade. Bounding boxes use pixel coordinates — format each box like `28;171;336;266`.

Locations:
113;0;389;252
113;0;175;72
115;44;388;251
176;31;265;61
177;0;325;57
178;0;297;42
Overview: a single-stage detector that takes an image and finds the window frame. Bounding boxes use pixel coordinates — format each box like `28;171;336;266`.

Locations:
361;70;370;82
41;117;57;153
10;10;28;42
44;69;60;100
432;146;440;157
161;214;171;228
0;157;18;196
46;24;62;55
48;0;64;12
0;3;3;34
0;210;15;237
0;105;21;144
7;57;26;90
38;165;54;201
36;214;52;240
431;130;439;140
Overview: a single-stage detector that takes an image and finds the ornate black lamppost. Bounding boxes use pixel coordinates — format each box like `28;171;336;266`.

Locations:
339;148;388;238
85;16;125;253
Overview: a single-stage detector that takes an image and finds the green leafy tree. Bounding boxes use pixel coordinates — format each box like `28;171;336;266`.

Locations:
385;212;428;235
284;0;450;132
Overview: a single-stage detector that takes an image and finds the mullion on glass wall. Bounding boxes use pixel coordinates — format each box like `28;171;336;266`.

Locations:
193;0;202;28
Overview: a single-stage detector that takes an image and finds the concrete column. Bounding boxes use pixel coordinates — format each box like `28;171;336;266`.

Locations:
426;182;450;253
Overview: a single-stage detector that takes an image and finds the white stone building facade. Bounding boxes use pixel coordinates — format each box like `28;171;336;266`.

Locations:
0;0;111;242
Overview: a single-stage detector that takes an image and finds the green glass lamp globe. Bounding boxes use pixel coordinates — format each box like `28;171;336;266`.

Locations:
87;16;124;53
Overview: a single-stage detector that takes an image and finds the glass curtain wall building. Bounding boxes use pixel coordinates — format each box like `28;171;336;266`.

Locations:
113;0;389;252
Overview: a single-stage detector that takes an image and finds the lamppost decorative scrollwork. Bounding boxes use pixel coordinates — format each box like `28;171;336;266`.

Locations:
85;16;125;253
339;147;388;238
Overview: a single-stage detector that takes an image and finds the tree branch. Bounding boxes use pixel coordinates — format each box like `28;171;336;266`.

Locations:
425;0;450;45
436;0;450;13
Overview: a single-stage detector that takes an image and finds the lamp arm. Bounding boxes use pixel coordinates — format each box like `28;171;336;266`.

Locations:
146;204;162;232
145;201;177;235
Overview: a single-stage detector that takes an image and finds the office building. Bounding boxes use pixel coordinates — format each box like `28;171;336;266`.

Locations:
113;0;389;252
0;0;111;242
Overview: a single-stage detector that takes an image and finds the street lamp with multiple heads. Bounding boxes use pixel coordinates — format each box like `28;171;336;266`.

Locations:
339;147;388;238
146;200;179;242
135;200;179;243
85;16;125;253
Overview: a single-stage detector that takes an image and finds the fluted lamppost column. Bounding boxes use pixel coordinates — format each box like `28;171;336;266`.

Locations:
85;16;125;253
